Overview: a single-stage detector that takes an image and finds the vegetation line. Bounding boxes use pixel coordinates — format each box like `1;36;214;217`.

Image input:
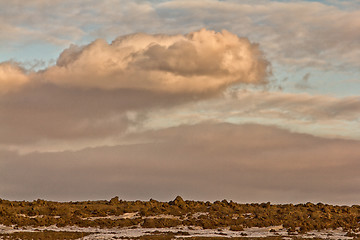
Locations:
0;196;360;234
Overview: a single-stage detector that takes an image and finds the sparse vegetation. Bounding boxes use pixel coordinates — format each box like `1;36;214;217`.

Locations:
0;230;91;240
0;196;360;234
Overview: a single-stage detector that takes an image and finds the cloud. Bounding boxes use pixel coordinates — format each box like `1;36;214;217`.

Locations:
1;86;359;153
0;62;29;94
2;0;360;72
1;122;359;204
143;90;360;140
295;73;312;90
0;29;270;94
0;0;359;205
0;83;189;148
42;29;270;93
158;0;360;70
0;29;270;150
230;90;360;122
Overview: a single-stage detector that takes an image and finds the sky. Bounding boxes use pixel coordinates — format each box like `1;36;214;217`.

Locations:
0;0;360;205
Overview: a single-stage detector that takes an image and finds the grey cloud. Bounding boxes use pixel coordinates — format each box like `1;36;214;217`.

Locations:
0;83;199;146
0;1;157;44
3;0;360;71
1;122;359;204
295;73;312;90
219;90;360;122
141;90;360;141
158;0;360;70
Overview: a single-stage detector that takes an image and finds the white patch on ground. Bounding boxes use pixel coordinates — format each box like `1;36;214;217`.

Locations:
243;213;254;219
145;214;180;219
81;212;181;221
0;224;355;240
82;212;140;220
191;212;209;218
17;214;61;219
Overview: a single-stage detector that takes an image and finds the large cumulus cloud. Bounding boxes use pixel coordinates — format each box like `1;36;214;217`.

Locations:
42;29;269;93
0;29;270;150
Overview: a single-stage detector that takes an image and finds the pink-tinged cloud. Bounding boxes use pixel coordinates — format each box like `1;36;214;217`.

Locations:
0;29;271;148
0;62;29;94
41;29;270;93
